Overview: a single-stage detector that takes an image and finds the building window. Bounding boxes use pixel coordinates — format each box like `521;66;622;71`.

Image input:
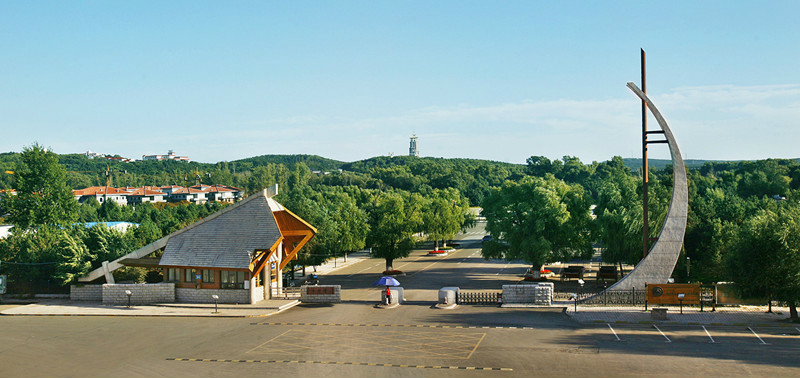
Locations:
202;270;214;283
185;268;197;282
166;268;180;282
221;271;245;289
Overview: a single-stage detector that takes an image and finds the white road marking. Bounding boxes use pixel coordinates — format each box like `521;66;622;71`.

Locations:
702;326;716;343
653;325;671;343
607;323;621;341
748;327;768;345
346;263;383;277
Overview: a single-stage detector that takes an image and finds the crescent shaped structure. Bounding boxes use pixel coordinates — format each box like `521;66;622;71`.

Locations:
604;82;688;291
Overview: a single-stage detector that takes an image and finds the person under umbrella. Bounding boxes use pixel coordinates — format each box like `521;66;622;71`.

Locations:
373;276;401;305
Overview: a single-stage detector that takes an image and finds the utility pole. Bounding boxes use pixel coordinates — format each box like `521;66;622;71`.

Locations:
642;48;649;258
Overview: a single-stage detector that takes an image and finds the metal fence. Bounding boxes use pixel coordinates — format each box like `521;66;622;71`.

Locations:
273;287;302;299
554;288;647;306
458;291;500;305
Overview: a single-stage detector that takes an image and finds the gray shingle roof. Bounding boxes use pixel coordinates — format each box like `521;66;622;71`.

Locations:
159;191;282;270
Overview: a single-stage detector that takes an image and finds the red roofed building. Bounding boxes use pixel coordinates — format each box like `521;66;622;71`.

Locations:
121;186;167;204
73;186;133;205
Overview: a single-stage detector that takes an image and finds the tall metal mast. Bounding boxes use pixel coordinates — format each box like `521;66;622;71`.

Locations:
641;48;649;258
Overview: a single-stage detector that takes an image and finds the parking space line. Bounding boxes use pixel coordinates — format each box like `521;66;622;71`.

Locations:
748;327;769;345
607;323;621;341
702;326;716;343
653;325;671;343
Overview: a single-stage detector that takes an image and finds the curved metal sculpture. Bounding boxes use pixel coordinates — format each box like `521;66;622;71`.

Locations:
605;83;688;291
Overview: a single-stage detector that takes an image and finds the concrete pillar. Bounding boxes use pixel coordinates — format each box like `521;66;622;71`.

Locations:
276;242;283;292
102;261;115;284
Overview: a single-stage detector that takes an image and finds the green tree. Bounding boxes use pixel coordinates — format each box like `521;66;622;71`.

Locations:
594;177;642;270
366;191;423;272
53;231;95;285
2;144;78;230
481;175;593;271
422;188;470;250
726;206;800;322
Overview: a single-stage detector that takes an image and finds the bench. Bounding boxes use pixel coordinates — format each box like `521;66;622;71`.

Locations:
596;266;618;282
561;265;585;280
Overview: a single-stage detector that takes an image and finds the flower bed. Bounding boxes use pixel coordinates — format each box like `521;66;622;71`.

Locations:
428;250;447;255
382;270;404;276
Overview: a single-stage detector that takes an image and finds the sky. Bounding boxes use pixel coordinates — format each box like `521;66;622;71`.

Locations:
2;1;799;164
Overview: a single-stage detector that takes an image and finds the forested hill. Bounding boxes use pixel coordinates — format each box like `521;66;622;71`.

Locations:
231;154;344;171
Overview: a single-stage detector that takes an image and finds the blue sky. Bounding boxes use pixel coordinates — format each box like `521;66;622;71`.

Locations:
2;1;799;164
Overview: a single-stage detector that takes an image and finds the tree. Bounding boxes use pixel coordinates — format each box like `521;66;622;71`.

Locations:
481;175;593;271
422;188;470;250
53;231;95;285
726;206;800;322
594;178;642;270
366;191;423;272
2;144;78;230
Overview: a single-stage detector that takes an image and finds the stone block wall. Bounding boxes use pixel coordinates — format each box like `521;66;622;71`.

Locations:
300;285;341;303
502;283;553;305
102;283;175;305
176;288;250;304
70;285;103;301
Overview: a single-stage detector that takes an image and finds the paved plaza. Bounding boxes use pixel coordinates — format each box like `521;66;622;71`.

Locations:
2;224;799;377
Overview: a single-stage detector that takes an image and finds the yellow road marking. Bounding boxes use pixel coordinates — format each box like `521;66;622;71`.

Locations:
168;358;512;371
246;329;293;354
252;322;531;330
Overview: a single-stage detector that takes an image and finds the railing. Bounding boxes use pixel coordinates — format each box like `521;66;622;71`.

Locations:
458;291;500;305
273;287;301;299
554;288;647;306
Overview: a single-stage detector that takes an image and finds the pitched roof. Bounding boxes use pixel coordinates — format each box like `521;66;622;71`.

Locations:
73;186;132;196
123;187;167;196
159;190;284;270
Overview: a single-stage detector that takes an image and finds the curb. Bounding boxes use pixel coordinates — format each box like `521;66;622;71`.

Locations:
0;300;301;318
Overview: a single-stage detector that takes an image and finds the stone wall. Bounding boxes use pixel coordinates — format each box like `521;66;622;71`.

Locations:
176;288;250;304
70;285;103;301
102;283;175;305
300;285;341;303
502;283;553;305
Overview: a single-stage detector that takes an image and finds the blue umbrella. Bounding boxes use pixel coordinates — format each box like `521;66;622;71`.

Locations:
373;276;400;287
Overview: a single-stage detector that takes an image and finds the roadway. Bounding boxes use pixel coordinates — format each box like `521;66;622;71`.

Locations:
1;223;799;377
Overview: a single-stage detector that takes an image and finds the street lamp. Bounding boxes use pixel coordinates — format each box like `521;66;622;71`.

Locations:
577;279;585;301
570;293;578;312
677;293;685;314
211;295;219;313
686;257;691;281
125;290;132;308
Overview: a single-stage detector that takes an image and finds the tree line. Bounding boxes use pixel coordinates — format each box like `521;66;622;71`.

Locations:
1;145;798;321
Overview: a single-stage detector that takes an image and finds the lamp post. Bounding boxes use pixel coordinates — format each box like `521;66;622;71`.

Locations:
570;293;578;312
578;279;585;301
125;290;132;308
212;295;219;313
686;257;690;282
677;293;685;314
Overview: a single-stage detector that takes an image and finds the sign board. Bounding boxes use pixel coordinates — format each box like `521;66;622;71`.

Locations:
0;275;6;294
647;283;700;305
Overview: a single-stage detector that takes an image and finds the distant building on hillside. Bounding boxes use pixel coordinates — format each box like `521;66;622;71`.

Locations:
409;134;419;157
142;150;190;162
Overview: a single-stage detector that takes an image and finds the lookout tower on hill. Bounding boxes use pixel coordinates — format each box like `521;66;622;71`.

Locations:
409;134;419;157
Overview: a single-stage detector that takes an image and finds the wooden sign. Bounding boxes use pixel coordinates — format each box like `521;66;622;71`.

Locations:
647;283;700;305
